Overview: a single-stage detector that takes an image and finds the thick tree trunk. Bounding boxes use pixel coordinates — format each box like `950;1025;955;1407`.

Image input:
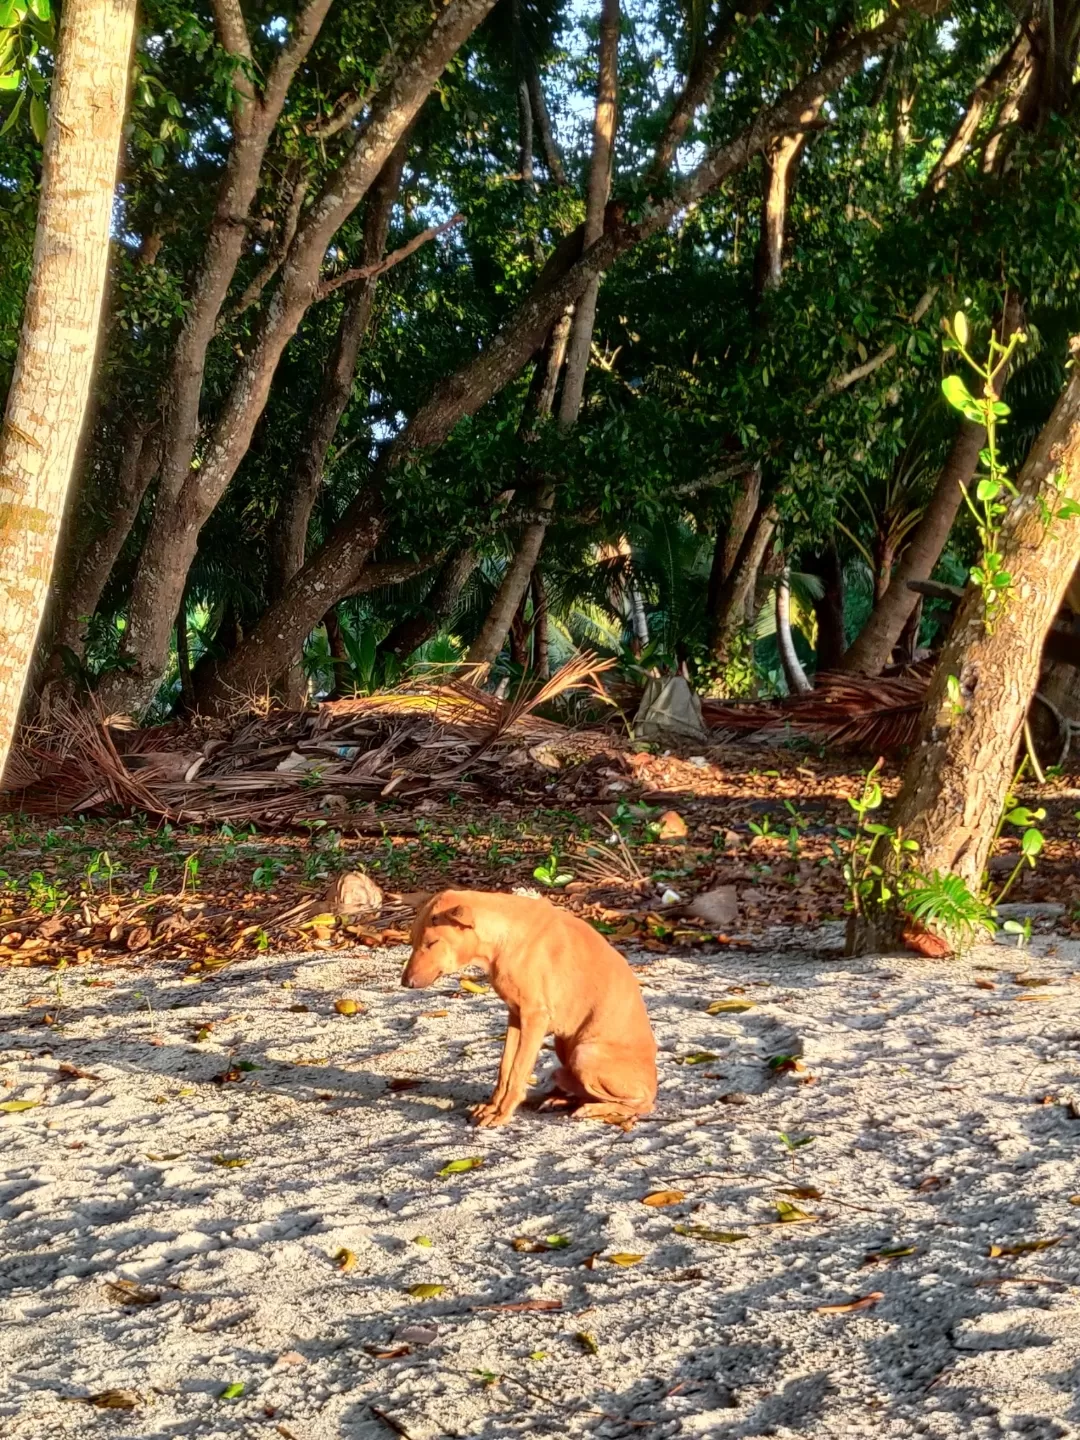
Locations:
776;565;812;694
201;2;945;705
379;545;478;662
0;0;136;774
267;141;407;600
849;356;1080;953
811;540;846;670
842;299;1022;675
99;0;500;715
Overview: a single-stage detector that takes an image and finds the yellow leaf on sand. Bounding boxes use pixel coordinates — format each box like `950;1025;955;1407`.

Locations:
334;998;361;1015
815;1291;883;1315
407;1283;447;1299
460;978;490;994
334;1248;357;1272
988;1237;1062;1258
642;1190;685;1207
707;999;754;1014
606;1253;644;1267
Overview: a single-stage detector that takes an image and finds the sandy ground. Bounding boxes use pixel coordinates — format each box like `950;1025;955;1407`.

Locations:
2;926;1080;1440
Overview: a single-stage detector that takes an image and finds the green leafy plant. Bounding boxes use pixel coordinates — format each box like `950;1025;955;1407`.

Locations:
902;871;996;948
533;852;574;888
940;311;1026;631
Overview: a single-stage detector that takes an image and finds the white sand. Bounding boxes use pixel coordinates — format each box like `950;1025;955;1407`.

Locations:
2;929;1080;1440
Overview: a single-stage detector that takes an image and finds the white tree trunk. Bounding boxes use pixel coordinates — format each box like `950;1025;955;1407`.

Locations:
0;0;137;775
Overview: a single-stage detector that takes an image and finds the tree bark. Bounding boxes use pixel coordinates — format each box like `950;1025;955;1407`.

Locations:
175;596;194;712
707;465;760;617
379;545;478;661
470;0;619;670
267;140;407;601
0;0;136;774
708;498;777;665
556;0;619;427
841;296;1023;675
153;0;334;516
99;0;500;714
49;417;159;665
532;570;550;678
921;27;1031;196
324;607;347;699
203;0;947;704
811;539;846;670
849;352;1080;953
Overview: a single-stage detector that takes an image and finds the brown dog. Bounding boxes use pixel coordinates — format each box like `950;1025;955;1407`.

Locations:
402;889;657;1127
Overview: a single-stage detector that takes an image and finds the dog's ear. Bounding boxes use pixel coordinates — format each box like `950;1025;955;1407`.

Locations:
432;899;475;930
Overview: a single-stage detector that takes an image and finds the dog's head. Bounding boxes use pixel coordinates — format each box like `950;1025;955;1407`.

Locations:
401;892;479;988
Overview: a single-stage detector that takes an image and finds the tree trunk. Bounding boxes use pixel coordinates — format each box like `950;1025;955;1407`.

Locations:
893;595;923;665
872;532;897;603
841;299;1022;675
708;500;777;666
555;0;619;427
0;0;136;775
707;466;761;617
776;564;812;694
811;540;846;670
98;0;500;715
379;545;479;662
509;592;530;669
200;2;945;705
467;519;550;666
153;0;334;516
532;570;550;678
49;418;159;666
324;607;348;699
175;597;194;712
268;145;406;601
849;356;1080;954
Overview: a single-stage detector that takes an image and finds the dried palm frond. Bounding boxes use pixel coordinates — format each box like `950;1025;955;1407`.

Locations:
702;667;932;752
1;655;618;824
572;831;644;883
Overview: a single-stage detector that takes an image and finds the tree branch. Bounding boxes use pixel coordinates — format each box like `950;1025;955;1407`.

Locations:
315;212;464;300
921;25;1031;197
810;287;938;407
227;171;308;322
261;0;337;122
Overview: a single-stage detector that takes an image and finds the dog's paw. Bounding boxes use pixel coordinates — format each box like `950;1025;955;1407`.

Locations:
471;1104;514;1128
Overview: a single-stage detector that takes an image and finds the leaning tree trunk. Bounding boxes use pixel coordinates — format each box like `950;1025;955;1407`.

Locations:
379;544;478;662
776;564;812;694
848;354;1080;954
0;0;136;775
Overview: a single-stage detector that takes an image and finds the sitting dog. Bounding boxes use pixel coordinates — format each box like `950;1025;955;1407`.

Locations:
402;889;657;1128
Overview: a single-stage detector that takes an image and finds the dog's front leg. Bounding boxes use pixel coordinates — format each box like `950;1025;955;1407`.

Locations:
472;1009;547;1127
470;1014;520;1124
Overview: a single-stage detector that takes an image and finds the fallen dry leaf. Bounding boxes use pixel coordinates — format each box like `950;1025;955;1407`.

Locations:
81;1390;139;1411
438;1156;483;1177
407;1283;447;1299
815;1291;884;1315
576;1331;600;1355
656;810;688;840
103;1279;161;1307
334;1248;358;1272
674;1224;748;1243
862;1245;916;1265
605;1252;644;1267
706;998;754;1014
334;998;362;1016
988;1237;1063;1258
641;1189;685;1207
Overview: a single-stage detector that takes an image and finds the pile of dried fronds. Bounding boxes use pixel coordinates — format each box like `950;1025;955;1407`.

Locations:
2;655;614;824
702;667;931;751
